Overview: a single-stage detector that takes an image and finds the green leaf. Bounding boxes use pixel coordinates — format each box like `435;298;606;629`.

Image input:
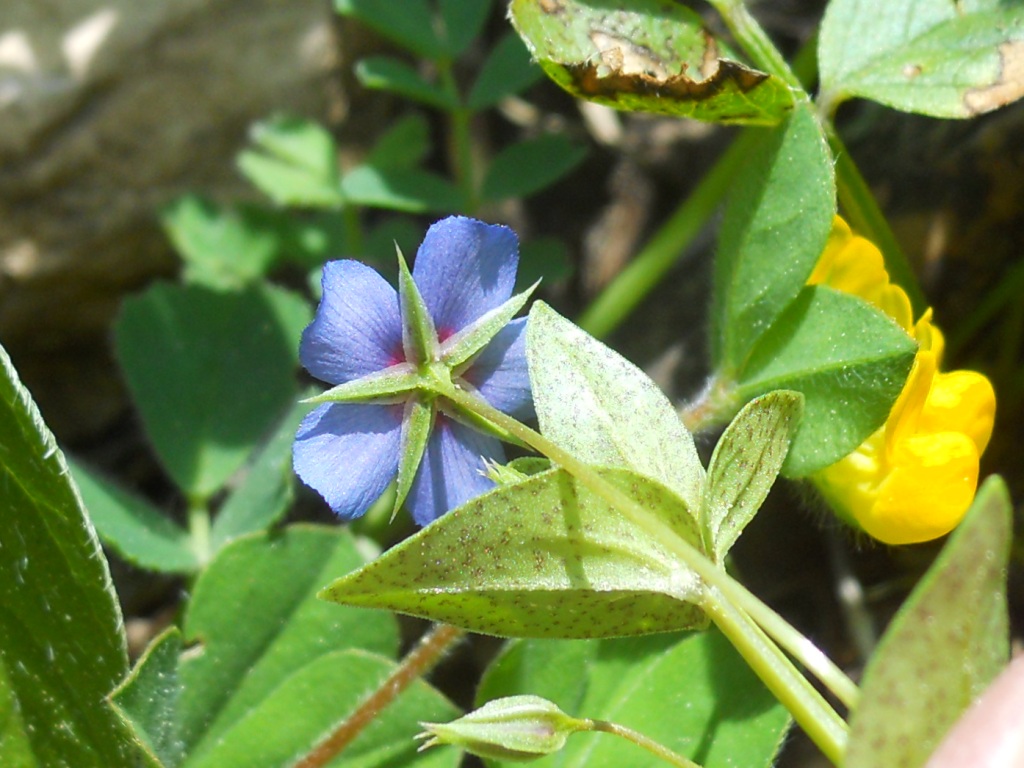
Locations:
366;113;432;170
238;155;344;209
356;56;457;110
527;302;704;516
162;196;280;289
845;476;1012;768
113;527;457;768
341;165;464;212
735;286;917;476
712;106;835;371
335;0;443;60
238;116;343;208
819;0;1024;117
481;134;586;202
439;0;493;57
467;32;543;111
517;237;573;291
478;638;594;717
110;628;185;768
187;650;460;768
209;397;311;551
322;466;708;639
175;527;399;758
273;210;352;269
115;282;311;500
0;343;136;767
70;459;199;574
509;0;794;124
702;391;802;562
0;656;37;768
478;631;790;768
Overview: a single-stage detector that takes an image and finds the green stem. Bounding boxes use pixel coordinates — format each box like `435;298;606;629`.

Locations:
586;720;703;768
188;499;211;565
292;623;465;768
578;129;758;339
703;589;848;765
442;384;850;763
708;0;803;90
725;577;860;710
437;61;477;213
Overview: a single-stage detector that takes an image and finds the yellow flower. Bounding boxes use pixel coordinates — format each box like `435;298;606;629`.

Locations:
810;218;995;544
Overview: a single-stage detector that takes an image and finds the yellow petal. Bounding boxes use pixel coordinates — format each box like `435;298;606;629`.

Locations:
885;351;937;457
913;309;945;361
877;283;914;334
814;432;884;529
863;432;979;544
921;370;996;454
808;216;853;286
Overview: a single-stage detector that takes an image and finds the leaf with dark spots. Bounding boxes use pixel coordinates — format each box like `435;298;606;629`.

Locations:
845;477;1012;768
321;467;709;639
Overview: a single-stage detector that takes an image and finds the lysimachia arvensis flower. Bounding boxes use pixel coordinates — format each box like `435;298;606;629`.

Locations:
293;216;535;525
809;217;995;544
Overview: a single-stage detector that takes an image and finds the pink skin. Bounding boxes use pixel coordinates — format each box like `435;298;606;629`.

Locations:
924;654;1024;767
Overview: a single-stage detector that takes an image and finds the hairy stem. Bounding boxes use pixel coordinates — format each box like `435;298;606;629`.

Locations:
292;623;465;768
586;719;703;768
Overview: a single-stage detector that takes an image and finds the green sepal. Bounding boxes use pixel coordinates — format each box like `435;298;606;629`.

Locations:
394;398;433;520
443;281;539;370
398;247;440;365
485;456;553;485
303;364;419;405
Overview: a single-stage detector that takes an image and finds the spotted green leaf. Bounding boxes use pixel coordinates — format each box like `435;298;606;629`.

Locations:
322;466;708;638
703;391;802;561
527;301;704;517
845;476;1012;768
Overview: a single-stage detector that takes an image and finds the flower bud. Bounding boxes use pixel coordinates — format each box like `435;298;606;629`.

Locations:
417;695;588;762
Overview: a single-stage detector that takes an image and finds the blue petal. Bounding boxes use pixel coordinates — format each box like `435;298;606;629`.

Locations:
300;261;403;385
293;402;402;519
462;318;534;420
412;216;519;338
407;417;503;526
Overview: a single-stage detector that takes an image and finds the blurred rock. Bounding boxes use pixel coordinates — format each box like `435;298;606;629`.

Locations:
0;0;338;437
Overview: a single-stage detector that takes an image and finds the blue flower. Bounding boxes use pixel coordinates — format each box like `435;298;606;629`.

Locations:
293;216;534;525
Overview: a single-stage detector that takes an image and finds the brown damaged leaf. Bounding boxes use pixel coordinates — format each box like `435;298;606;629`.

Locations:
570;31;769;103
964;40;1024;115
510;0;794;125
